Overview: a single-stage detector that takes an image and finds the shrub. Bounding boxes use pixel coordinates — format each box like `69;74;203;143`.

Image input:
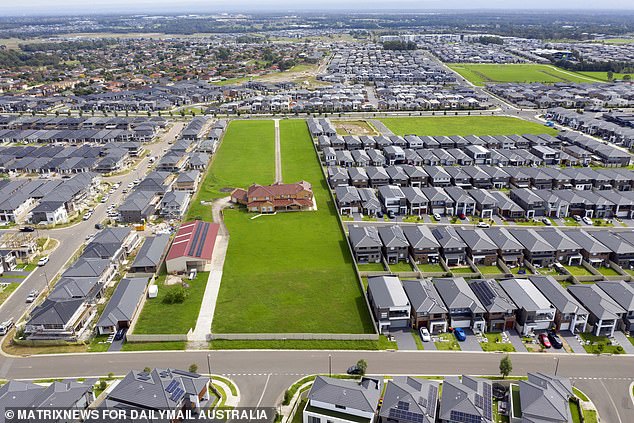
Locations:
163;285;187;304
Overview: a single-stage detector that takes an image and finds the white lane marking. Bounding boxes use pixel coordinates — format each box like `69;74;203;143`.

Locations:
256;373;272;408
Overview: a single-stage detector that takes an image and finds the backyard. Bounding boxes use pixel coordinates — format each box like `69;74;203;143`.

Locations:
448;63;603;85
185;119;276;221
211;119;374;334
134;272;209;334
379;116;558;137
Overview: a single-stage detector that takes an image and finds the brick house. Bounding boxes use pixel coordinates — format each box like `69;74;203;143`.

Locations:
231;181;314;213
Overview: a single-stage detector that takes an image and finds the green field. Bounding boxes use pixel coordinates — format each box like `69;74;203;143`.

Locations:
576;71;632;81
448;63;603;86
134;272;209;334
186;119;275;221
379;116;558;137
212;119;374;334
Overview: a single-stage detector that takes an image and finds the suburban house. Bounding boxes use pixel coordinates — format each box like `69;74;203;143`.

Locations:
469;188;496;219
421;187;454;216
349;225;383;264
96;277;149;335
401;186;428;216
596;281;634;332
530;276;588;333
0;379;95;411
102;368;211;412
568;284;626;337
118;190;159;224
303;376;382;423
129;234;171;274
29;201;68;225
499;278;556;336
468;279;517;332
433;277;486;332
540;228;583;266
165;220;219;273
402;225;440;264
159;190;191;218
402;279;448;333
379;377;439;423
439;376;493;423
367;275;411;333
456;228;498;266
486;227;524;267
377;185;407;215
431;226;467;266
174;170;201;192
24;298;92;341
508;228;556;267
566;230;611;267
231;181;314;213
591;231;634;269
489;191;525;219
515;373;574;423
378;225;409;264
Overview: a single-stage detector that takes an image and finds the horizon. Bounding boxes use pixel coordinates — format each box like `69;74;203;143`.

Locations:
3;0;634;17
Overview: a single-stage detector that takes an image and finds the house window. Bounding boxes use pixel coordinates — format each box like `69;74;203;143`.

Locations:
308;416;321;423
335;405;346;410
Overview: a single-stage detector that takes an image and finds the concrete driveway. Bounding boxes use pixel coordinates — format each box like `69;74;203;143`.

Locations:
506;329;528;352
612;331;634;354
459;329;483;352
561;331;588;354
391;329;417;351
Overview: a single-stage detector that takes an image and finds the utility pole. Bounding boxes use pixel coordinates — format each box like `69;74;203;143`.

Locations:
329;354;332;377
554;356;560;376
207;353;212;384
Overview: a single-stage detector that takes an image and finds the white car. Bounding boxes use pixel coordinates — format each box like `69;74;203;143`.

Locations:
419;327;431;342
582;216;593;225
433;213;441;221
83;212;92;221
37;256;49;266
541;217;552;226
477;222;490;228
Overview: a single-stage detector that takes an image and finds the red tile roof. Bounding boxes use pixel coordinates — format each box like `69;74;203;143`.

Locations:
166;220;219;262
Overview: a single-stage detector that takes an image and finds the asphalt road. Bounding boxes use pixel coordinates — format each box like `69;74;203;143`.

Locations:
0;121;184;327
0;350;633;420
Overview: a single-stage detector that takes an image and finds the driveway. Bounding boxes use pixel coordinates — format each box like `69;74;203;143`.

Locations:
506;329;527;352
391;329;417;351
560;331;588;355
460;329;483;352
108;338;124;352
612;331;634;354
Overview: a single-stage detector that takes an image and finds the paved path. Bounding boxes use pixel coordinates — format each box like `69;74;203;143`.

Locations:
612;332;634;354
507;330;528;352
369;119;394;136
274;119;282;183
189;197;231;343
392;329;417;351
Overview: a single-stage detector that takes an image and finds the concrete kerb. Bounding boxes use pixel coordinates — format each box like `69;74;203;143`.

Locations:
211;375;241;408
281;377;314;423
630;381;634;410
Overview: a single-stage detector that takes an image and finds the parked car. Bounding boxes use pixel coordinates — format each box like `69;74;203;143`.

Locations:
419;327;431;342
476;222;490;228
25;290;38;303
542;217;552;226
114;328;127;341
433;212;442;221
573;215;582;222
453;327;466;342
376;211;384;218
538;333;552;348
346;364;363;375
37;256;49;266
582;216;593;225
458;213;466;220
94;223;104;230
387;210;396;219
547;331;564;349
19;226;35;232
0;318;14;336
83;212;92;221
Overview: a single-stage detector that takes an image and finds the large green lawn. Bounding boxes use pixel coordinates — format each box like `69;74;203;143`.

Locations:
212;120;374;334
448;63;603;85
134;272;209;334
185;119;275;221
379;116;558;137
577;71;632;81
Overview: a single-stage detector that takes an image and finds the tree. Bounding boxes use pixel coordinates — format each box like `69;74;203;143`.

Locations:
499;355;512;379
163;285;187;304
623;74;631;82
143;367;151;373
607;71;614;81
356;359;368;376
189;363;198;373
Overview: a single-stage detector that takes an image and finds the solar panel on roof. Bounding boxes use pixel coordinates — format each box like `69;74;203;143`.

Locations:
165;380;179;393
170;387;184;402
427;386;437;417
389;408;425;423
195;222;210;258
397;400;410;411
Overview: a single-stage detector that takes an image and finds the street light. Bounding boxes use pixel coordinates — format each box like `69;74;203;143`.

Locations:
207;353;212;379
328;354;332;377
553;356;560;376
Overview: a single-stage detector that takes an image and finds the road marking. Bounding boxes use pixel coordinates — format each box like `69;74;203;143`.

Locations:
256;373;271;408
600;379;623;423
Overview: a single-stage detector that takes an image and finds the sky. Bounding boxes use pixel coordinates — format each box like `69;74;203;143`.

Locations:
2;0;633;15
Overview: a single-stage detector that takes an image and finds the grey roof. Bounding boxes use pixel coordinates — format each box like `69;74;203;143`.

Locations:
519;373;573;423
379;377;439;423
105;368;209;410
456;228;497;252
439;376;492;423
402;279;448;315
378;225;409;248
349;225;382;249
131;234;171;270
48;276;101;301
538;228;581;252
0;379;94;410
62;258;110;278
27;298;85;326
596;280;634;312
97;277;149;328
432;277;485;313
499;278;553;312
566;231;611;255
402;225;440;250
508;229;554;253
591;231;634;255
467;279;517;314
486;227;523;251
431;226;466;250
530;276;587;315
307;376;382;413
368;276;410;309
567;284;626;320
